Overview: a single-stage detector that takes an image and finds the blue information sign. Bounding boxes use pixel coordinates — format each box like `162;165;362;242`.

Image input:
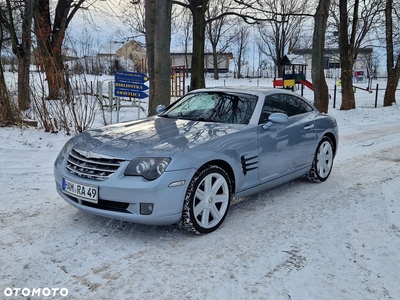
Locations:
115;71;149;84
114;88;148;99
114;71;149;98
114;82;149;91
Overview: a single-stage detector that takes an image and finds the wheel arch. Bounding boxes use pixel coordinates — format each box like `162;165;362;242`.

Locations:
322;132;337;156
198;159;236;193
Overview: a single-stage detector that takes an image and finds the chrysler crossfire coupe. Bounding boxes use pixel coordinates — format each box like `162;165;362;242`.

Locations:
54;87;338;234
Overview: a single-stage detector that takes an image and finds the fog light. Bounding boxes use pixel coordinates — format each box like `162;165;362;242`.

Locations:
140;203;154;215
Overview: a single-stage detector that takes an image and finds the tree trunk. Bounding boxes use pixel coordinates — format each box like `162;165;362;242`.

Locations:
17;0;33;110
33;0;83;99
212;45;219;80
339;55;356;110
18;55;32;110
34;0;57;98
0;54;14;125
237;50;242;79
0;20;15;123
276;43;284;78
339;0;356;110
311;0;331;113
145;0;172;115
45;44;67;99
383;0;399;106
383;54;400;106
145;0;156;113
5;0;32;111
189;0;208;90
153;0;172;112
236;34;243;79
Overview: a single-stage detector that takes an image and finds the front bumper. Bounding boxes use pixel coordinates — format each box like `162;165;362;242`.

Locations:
54;161;196;225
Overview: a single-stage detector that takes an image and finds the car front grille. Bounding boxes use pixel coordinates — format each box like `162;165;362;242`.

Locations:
66;195;130;213
82;199;130;212
66;148;125;181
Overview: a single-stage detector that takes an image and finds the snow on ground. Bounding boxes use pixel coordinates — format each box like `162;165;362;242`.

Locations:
1;74;400;299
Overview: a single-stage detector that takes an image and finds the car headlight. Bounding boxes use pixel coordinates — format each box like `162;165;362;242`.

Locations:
124;157;171;180
60;138;75;159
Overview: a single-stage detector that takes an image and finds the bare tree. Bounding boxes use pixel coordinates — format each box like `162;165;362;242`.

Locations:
330;0;384;110
145;0;173;115
312;0;331;113
1;0;32;111
33;0;88;100
205;0;235;80
0;56;12;124
173;0;209;90
232;20;250;79
0;2;13;124
257;0;310;78
383;0;400;106
176;8;192;77
0;15;15;124
173;0;315;90
119;0;184;39
367;51;380;79
123;1;146;35
337;0;357;110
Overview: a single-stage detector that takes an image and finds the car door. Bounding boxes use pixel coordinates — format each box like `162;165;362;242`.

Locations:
257;93;317;183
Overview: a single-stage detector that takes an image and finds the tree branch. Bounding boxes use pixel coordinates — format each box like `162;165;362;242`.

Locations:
173;1;190;9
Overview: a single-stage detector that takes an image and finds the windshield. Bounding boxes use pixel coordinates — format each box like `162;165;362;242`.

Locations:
161;91;258;124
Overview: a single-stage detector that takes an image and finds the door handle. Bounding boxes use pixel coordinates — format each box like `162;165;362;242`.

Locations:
304;124;315;130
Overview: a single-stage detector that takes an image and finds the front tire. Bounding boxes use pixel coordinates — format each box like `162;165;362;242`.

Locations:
306;136;334;182
179;165;232;234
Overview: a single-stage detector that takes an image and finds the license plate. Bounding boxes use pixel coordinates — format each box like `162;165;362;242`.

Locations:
62;177;98;203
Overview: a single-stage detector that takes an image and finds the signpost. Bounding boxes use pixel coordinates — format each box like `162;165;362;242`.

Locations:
114;71;149;122
114;70;149;98
114;90;149;98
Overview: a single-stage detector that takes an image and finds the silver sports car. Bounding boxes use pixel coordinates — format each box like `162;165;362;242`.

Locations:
54;87;338;234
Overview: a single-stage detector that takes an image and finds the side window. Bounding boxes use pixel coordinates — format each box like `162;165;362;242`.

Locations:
297;97;314;113
260;94;313;123
282;95;303;116
282;95;313;116
259;95;286;123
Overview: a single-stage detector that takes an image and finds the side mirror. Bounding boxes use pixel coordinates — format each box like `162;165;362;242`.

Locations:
156;104;166;114
263;112;288;130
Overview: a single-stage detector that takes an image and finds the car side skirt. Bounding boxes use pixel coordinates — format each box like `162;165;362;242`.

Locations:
234;167;309;199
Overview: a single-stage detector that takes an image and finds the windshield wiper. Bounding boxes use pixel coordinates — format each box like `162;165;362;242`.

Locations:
196;117;216;122
160;113;176;119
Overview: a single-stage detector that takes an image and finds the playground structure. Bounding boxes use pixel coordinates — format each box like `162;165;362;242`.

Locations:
273;73;314;91
171;65;186;100
272;54;314;93
353;85;373;93
337;71;373;93
354;70;366;83
273;55;374;95
353;70;373;93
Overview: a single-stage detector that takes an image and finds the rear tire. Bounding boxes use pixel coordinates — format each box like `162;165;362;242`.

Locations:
306;136;334;182
179;165;232;234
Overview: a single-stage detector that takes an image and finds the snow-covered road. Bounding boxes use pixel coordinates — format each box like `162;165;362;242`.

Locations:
1;108;400;300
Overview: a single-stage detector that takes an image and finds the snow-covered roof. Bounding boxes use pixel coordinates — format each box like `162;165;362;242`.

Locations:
282;54;308;66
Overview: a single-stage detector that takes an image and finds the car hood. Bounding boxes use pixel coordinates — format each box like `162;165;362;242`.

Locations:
72;116;246;160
